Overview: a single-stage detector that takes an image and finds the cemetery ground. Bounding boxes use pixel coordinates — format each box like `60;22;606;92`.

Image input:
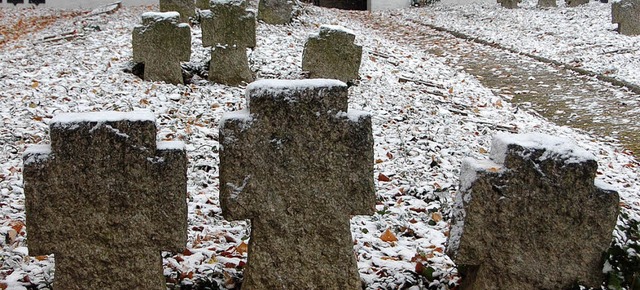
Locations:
0;0;639;289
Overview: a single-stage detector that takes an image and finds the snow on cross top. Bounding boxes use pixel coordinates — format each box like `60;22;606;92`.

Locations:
211;0;245;5
319;25;356;36
23;145;52;165
246;79;347;95
141;11;181;22
490;132;596;165
51;111;156;128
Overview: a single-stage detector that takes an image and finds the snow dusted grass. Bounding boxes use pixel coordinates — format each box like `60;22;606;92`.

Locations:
0;3;638;289
405;0;640;87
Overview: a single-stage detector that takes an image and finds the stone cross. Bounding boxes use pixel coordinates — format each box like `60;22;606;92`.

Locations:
302;25;363;83
448;133;619;290
160;0;195;23
497;0;521;8
258;0;293;25
219;79;375;289
613;0;640;36
201;0;255;49
23;111;187;290
132;12;191;85
201;0;255;85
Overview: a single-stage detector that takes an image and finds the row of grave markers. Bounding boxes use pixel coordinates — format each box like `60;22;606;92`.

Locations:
23;78;620;289
133;0;363;86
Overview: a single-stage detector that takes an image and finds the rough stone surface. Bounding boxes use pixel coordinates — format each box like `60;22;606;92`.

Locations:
201;0;256;48
160;0;195;23
537;0;556;7
612;0;640;36
23;111;188;290
132;12;191;85
196;0;210;9
219;79;375;290
497;0;521;8
302;25;363;83
209;44;254;85
565;0;589;6
448;133;619;290
257;0;293;24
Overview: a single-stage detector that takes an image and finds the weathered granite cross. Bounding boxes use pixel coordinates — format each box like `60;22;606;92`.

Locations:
132;12;191;85
201;0;256;49
613;0;640;36
23;111;187;290
448;132;619;290
219;79;375;289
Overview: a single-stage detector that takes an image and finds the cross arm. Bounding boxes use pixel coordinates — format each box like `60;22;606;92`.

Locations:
23;145;55;256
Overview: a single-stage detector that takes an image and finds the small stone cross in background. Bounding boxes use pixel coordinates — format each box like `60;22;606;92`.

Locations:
219;79;375;289
302;25;363;83
448;132;619;290
201;0;255;85
612;0;640;36
132;12;191;85
23;111;188;290
160;0;195;23
258;0;293;24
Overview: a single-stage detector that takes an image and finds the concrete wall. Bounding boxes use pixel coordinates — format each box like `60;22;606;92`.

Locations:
367;0;412;11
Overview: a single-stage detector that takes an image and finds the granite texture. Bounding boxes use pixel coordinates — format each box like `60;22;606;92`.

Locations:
448;134;619;290
201;0;256;48
132;12;191;85
219;79;375;289
209;45;254;85
497;0;521;8
612;0;640;36
537;0;556;8
258;0;293;24
160;0;195;23
565;0;589;6
302;26;363;83
23;112;187;290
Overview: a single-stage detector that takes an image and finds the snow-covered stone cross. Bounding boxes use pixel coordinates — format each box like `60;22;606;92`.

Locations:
219;79;375;289
132;12;191;85
447;132;619;290
23;111;187;290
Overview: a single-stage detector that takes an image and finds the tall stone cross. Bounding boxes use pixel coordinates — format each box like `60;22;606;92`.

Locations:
219;79;375;289
23;111;187;290
132;12;191;85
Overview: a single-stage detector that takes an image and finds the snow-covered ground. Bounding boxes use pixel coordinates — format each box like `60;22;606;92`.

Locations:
0;2;638;289
406;0;640;87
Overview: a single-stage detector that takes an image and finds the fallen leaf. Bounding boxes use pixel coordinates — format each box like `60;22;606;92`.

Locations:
31;80;39;89
488;167;501;173
479;147;488;154
380;228;398;243
35;255;48;261
431;212;443;223
378;173;391;182
236;241;248;255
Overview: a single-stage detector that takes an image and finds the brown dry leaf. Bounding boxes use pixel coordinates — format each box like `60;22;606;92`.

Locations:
448;87;454;94
488;167;500;173
375;159;384;164
479;147;488;154
236;241;248;255
380;228;398;243
431;212;443;223
386;152;394;159
11;221;25;233
378;173;391;182
495;99;503;108
31;80;39;89
35;255;48;261
139;98;150;105
6;229;17;244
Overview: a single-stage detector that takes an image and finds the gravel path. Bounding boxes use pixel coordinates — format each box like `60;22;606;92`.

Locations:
341;9;640;153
